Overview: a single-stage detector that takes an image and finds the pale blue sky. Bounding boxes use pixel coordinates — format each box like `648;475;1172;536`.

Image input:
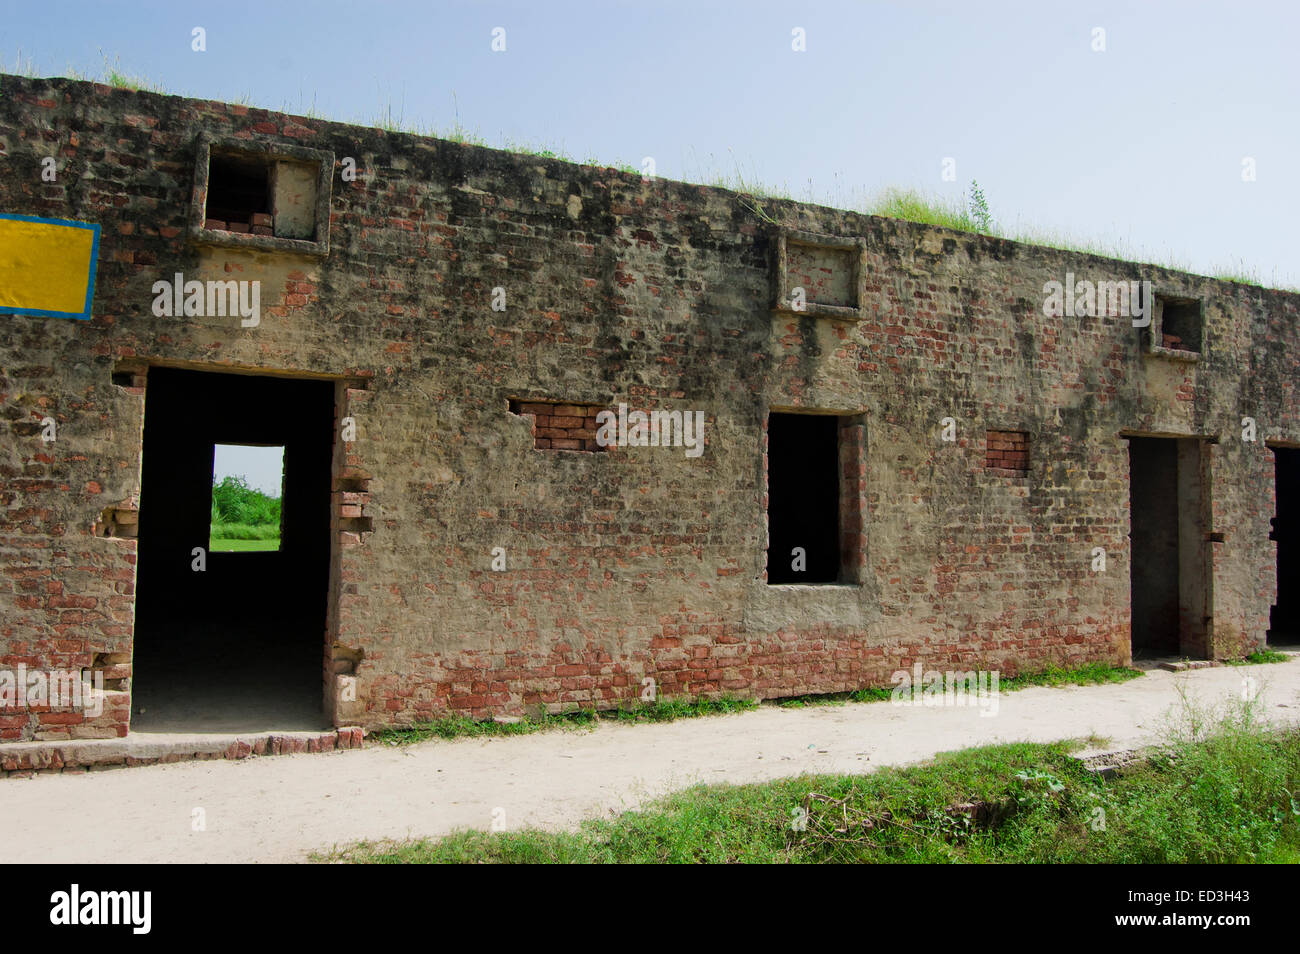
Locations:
3;0;1297;283
213;444;284;496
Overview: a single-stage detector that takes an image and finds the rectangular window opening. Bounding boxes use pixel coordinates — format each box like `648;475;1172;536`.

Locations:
1158;297;1203;353
191;139;333;254
209;443;285;552
204;152;273;233
766;412;843;584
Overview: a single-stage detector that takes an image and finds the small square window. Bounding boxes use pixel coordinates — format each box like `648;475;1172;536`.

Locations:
189;137;334;257
1158;297;1202;353
205;152;272;233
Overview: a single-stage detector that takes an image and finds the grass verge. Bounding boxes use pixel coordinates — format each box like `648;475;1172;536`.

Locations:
776;662;1141;708
368;694;757;746
318;695;1300;863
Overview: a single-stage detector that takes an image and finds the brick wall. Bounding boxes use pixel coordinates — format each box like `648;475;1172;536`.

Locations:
985;430;1030;476
1;74;1297;737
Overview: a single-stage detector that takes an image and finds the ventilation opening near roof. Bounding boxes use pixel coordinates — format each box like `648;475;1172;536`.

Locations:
1159;298;1203;353
205;152;273;234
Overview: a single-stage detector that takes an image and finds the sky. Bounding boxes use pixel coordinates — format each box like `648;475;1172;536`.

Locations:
2;0;1296;287
213;444;284;497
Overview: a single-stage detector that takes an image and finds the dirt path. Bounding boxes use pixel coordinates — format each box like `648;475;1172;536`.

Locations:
3;661;1298;864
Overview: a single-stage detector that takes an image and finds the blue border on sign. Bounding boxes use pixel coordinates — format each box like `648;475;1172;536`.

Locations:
0;212;101;321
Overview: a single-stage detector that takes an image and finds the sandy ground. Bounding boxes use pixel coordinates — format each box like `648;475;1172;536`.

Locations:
2;660;1298;864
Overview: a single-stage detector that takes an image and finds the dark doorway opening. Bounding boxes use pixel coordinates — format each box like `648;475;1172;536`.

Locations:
766;412;840;584
133;367;335;732
1128;436;1210;660
1268;447;1300;646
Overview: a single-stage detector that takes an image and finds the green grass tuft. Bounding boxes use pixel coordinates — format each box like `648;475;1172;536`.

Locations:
1;49;166;93
1225;649;1292;666
775;662;1140;709
867;186;982;233
998;662;1143;690
209;521;280;541
209;537;279;552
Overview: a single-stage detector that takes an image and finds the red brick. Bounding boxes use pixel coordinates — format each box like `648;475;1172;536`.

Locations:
37;711;84;726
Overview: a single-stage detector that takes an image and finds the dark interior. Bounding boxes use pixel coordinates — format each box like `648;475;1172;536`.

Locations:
766;412;840;584
1160;298;1202;352
1129;437;1181;655
132;367;334;732
1129;436;1209;660
205;152;271;225
1269;447;1300;645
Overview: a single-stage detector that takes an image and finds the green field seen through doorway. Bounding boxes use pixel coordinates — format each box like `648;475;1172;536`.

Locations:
209;443;285;552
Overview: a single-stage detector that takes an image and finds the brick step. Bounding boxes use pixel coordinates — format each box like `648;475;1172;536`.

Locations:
0;726;365;778
1157;659;1219;672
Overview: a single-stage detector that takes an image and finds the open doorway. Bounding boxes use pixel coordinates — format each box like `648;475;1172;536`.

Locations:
1127;436;1210;661
766;412;841;584
132;367;335;732
1268;446;1300;647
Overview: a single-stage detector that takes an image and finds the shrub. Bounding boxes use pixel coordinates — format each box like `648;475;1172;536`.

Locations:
211;474;281;527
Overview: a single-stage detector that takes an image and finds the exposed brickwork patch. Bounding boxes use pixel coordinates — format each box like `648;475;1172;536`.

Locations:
510;399;608;452
985;430;1030;476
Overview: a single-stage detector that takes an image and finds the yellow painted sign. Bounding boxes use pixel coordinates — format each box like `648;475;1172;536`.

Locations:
0;213;101;320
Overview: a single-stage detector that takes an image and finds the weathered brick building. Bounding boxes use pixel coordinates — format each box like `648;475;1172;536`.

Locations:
1;74;1297;744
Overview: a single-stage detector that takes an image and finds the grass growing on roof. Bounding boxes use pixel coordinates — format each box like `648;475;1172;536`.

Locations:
2;53;1292;289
